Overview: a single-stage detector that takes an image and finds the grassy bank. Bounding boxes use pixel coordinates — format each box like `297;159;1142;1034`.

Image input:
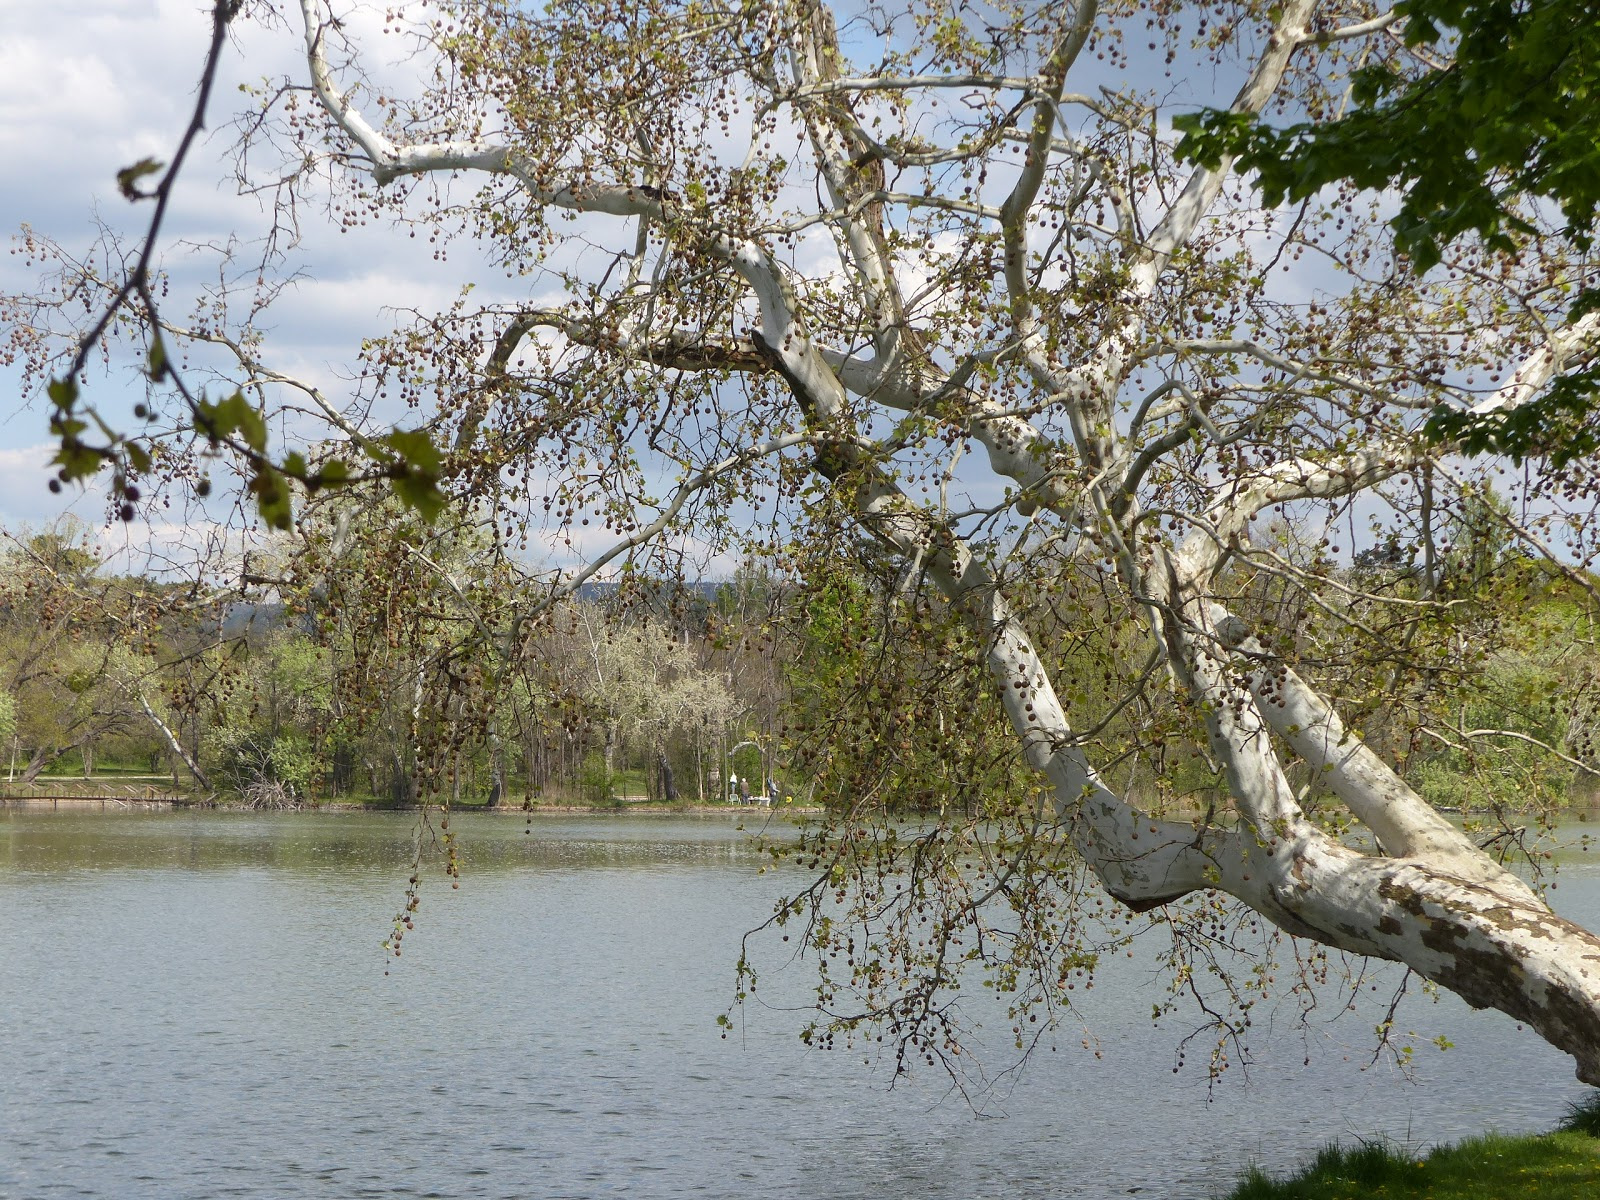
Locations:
1223;1094;1600;1199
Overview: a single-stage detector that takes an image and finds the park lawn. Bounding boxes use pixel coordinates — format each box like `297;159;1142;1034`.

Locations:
1225;1100;1600;1200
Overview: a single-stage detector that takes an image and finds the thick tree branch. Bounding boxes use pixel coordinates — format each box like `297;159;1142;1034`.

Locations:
299;0;665;215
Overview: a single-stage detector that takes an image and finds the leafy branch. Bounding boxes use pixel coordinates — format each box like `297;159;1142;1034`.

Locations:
1174;0;1600;464
47;0;443;530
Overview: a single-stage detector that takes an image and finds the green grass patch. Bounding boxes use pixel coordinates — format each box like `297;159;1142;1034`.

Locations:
1562;1091;1600;1137
1222;1094;1600;1200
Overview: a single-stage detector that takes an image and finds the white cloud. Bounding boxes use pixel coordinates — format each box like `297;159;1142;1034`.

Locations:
0;441;258;580
0;444;95;528
0;2;213;193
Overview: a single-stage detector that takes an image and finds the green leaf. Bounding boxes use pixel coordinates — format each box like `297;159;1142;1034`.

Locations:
315;459;353;490
380;427;446;521
50;416;88;440
47;377;79;410
393;473;448;522
195;391;267;453
147;336;169;382
248;464;294;531
382;427;442;471
116;157;165;202
50;436;103;482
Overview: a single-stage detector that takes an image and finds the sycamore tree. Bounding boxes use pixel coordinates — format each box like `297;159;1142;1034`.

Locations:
11;0;1600;1082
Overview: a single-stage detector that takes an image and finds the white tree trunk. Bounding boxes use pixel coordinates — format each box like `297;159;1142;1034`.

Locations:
132;688;212;793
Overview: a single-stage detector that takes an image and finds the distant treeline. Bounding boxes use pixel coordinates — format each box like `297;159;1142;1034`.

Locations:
3;498;1596;819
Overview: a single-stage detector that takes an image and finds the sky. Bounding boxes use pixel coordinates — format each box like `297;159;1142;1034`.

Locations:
2;0;821;581
0;1;489;568
0;2;904;578
0;2;203;536
0;1;1472;578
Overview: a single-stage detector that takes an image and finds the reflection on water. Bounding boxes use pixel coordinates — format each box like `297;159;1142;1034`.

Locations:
2;808;1596;1200
0;808;782;874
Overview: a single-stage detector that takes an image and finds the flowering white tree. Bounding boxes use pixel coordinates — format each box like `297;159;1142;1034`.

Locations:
13;0;1600;1080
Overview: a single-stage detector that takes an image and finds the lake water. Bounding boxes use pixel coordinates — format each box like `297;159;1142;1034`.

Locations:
2;808;1596;1200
